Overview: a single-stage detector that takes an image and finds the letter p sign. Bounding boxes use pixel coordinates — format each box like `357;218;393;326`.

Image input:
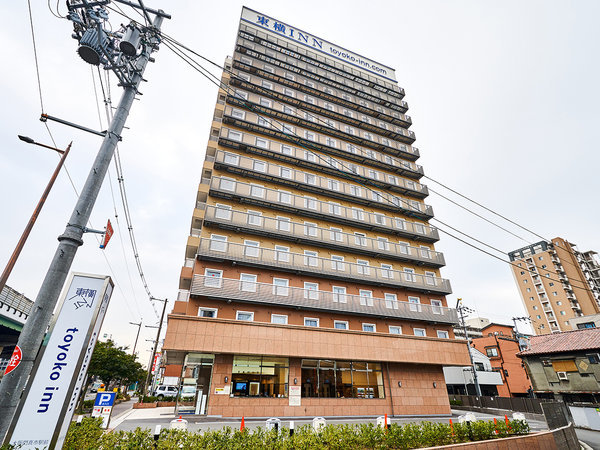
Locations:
94;391;116;407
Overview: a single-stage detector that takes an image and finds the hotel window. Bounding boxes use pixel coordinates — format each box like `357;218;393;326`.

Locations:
349;185;362;197
304;196;317;210
367;170;378;180
301;360;385;399
359;100;369;107
253;160;267;172
262;81;273;90
304;318;319;327
281;144;293;155
250;184;265;198
420;246;431;259
377;237;389;251
381;264;393;279
486;347;499;357
227;129;243;142
219;177;236;192
305;131;317;142
304;111;316;122
282;124;295;135
231;356;289;398
372;191;384;203
361;115;370;123
279;191;292;204
389;326;402;335
280;167;293;179
381;138;390;146
223;152;239;165
354;232;367;246
305;80;315;88
384;155;394;165
362;323;376;332
345;125;355;135
204;268;222;287
304;221;318;237
275;245;290;262
374;214;386;225
385;293;398;310
431;299;443;314
331;255;345;271
240;273;257;292
214;204;232;220
348;163;359;174
305;173;316;185
244;240;260;257
395;218;406;230
304;250;318;267
332;286;347;303
305;150;316;162
329;227;343;242
408;296;421;312
360;290;374;306
277;216;291;232
364;132;374;141
209;235;227;252
414;223;425;234
357;259;370;275
259;98;272;108
236;72;251;82
347;143;358;154
284;72;295;81
388;175;398;185
283;88;295;97
304;282;319;300
413;328;426;337
324;102;335;111
404;268;416;282
257;117;270;128
352;208;364;220
247;210;263;226
343;109;353;118
263;64;274;73
271;314;288;325
329;202;341;215
409;200;421;212
283;105;295;115
198;307;217;318
305;95;316;104
328;179;340;191
231;109;245;120
235;90;248;100
273;278;289;296
326;137;337;148
437;330;449;339
334;321;349;330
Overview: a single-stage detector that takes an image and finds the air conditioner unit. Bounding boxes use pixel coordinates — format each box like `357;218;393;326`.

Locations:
557;371;568;381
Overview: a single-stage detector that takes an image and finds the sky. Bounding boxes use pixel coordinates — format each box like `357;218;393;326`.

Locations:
1;1;599;366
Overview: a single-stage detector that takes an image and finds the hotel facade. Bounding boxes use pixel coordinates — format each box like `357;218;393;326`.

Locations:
162;7;469;417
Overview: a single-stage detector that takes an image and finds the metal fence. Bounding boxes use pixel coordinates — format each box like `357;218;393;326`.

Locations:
449;394;556;415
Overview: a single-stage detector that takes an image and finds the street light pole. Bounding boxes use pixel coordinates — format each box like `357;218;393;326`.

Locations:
145;298;167;394
456;298;482;396
0;13;165;441
0;137;71;295
129;321;142;357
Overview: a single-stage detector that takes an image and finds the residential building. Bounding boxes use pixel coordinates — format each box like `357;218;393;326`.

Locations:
509;238;600;335
162;7;469;417
471;323;532;397
518;328;600;403
452;316;487;340
444;347;503;396
570;313;600;330
0;285;33;376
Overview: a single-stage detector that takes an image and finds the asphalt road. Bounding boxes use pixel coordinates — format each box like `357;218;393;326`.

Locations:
576;428;600;449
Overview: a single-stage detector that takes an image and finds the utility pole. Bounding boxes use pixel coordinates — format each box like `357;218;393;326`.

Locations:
511;316;531;350
0;137;71;295
145;298;167;394
129;321;142;356
0;4;169;440
456;298;482;396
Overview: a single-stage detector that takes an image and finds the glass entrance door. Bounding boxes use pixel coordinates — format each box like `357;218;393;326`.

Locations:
177;353;214;415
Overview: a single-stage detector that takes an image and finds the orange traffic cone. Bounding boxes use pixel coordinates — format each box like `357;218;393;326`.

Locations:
384;413;388;433
493;418;498;435
504;415;511;430
449;419;454;436
240;416;245;431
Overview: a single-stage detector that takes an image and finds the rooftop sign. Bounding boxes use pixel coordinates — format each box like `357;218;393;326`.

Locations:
241;7;397;82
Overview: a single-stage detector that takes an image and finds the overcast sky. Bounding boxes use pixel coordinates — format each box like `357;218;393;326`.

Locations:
2;1;599;365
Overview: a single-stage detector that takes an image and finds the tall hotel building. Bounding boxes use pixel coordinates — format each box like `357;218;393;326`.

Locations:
509;238;600;335
163;7;469;417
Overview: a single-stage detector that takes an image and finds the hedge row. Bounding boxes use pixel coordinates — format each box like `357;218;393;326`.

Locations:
56;416;530;449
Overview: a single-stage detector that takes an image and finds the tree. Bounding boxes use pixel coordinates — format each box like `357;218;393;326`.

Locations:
87;340;145;388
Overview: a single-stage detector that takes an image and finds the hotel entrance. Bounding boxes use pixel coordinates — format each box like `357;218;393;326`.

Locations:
176;353;214;415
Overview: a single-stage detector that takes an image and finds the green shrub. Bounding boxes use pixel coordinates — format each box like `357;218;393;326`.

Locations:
449;398;463;406
140;395;158;403
62;416;531;449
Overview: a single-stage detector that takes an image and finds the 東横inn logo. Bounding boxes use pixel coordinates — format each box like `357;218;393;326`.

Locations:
68;287;97;310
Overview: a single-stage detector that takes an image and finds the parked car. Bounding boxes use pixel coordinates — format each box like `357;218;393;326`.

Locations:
152;385;178;399
90;382;104;393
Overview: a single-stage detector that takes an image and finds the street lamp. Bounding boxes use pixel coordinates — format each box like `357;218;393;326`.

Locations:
0;136;72;295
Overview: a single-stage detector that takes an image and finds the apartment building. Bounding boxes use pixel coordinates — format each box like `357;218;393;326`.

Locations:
162;7;469;417
509;238;600;335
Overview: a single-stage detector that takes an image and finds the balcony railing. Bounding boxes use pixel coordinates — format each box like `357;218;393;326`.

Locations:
214;149;428;199
0;286;33;317
196;239;452;294
208;177;438;239
190;275;457;324
203;205;445;267
209;175;434;221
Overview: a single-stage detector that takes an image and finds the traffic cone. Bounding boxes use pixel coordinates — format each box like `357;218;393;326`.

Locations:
240;416;245;432
504;414;511;430
493;418;498;435
384;413;388;432
449;419;454;436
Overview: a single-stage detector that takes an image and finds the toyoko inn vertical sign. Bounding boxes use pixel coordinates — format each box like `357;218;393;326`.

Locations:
8;273;113;450
240;7;397;82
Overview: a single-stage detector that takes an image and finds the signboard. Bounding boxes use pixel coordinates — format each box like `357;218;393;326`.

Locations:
8;273;113;450
99;220;113;249
289;386;301;406
4;345;22;376
92;392;116;428
152;352;161;373
241;7;397;82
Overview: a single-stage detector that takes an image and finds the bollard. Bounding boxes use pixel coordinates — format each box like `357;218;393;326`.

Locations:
266;418;281;432
312;417;326;432
376;416;387;429
153;424;161;447
76;416;83;426
512;412;526;423
170;415;188;430
289;420;294;437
